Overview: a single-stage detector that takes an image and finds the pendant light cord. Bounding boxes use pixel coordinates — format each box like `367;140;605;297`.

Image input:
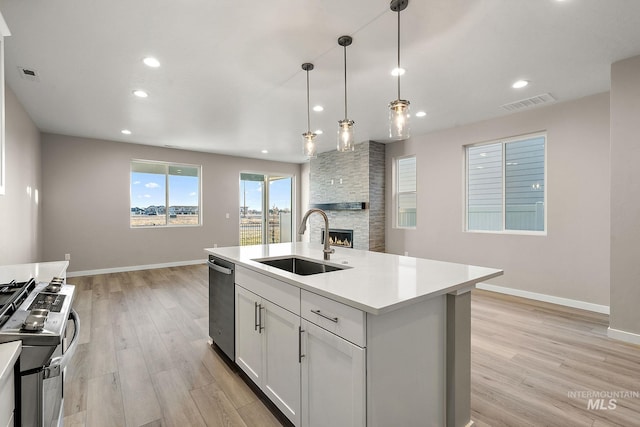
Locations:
397;9;401;100
306;69;311;132
343;45;348;119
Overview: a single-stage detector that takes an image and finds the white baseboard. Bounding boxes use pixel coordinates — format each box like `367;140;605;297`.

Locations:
476;283;610;314
607;327;640;345
66;259;207;278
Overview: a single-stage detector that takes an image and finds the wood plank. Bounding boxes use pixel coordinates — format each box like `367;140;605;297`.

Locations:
86;372;126;427
116;346;163;426
151;368;207;427
191;382;249;427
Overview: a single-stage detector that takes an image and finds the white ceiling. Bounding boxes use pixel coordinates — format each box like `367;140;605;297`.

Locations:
2;0;640;163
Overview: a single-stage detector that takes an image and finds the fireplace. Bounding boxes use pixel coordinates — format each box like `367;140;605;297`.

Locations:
321;228;354;248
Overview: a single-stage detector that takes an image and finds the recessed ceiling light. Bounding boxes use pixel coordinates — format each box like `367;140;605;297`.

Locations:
133;89;148;98
415;111;427;117
121;129;132;135
313;105;324;112
261;149;268;154
512;80;529;89
315;129;323;135
480;152;487;157
143;57;160;68
391;67;405;77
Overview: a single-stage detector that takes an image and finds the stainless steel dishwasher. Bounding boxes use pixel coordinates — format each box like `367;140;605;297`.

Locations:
208;255;235;361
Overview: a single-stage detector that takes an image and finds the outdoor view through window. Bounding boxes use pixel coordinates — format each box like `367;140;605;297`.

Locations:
130;160;201;227
240;173;292;245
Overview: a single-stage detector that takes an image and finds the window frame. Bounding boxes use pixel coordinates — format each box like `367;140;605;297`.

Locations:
130;159;202;228
464;132;547;236
394;154;417;229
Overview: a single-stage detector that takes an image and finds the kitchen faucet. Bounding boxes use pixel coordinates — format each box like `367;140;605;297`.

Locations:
298;208;335;260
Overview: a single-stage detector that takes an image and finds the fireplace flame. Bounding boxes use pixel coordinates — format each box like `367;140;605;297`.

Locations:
329;236;352;248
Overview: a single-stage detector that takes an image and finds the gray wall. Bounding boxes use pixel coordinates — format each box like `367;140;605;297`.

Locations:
0;85;41;264
385;92;611;306
41;133;301;273
610;55;640;336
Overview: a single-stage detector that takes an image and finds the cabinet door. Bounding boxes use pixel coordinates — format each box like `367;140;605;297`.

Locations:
301;320;365;427
235;285;262;384
262;300;301;426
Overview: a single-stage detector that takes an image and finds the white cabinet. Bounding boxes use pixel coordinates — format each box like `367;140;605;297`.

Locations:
0;341;20;427
235;285;263;384
261;298;301;425
301;319;365;427
235;284;301;426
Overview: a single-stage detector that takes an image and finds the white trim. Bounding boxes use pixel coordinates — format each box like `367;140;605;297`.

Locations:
66;259;206;277
476;283;610;314
607;327;640;346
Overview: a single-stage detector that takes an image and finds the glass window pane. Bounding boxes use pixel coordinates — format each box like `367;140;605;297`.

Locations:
397;157;416;193
240;174;264;245
168;165;200;225
131;168;167;227
505;136;545;231
268;176;292;243
398;193;416;227
467;143;502;231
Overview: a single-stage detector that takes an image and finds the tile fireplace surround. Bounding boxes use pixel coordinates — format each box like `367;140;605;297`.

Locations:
309;141;385;252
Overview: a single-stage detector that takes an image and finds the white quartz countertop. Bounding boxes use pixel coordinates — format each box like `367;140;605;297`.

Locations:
0;261;69;284
205;242;503;315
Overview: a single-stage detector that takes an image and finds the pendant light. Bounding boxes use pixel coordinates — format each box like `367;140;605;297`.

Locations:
301;63;318;158
337;35;355;152
389;0;410;140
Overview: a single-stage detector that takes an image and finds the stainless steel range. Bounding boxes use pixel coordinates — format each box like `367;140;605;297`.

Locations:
0;277;79;427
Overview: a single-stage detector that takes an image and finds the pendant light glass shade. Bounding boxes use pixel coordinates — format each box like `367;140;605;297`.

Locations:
337;119;355;152
301;63;318;158
389;99;410;140
337;35;355;152
389;0;411;140
303;131;317;158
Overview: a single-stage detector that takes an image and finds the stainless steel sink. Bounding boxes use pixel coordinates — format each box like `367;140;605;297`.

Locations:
253;256;350;276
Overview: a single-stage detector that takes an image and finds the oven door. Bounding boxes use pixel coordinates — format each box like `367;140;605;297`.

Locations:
20;309;80;427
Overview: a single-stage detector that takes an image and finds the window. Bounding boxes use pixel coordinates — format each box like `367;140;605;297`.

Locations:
466;133;546;233
240;173;293;245
395;155;417;228
130;160;201;227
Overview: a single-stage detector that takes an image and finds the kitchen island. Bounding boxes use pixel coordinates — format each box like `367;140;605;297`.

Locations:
205;242;503;427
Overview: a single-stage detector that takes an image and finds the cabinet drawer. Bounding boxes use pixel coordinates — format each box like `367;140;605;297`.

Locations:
236;266;300;315
301;290;366;347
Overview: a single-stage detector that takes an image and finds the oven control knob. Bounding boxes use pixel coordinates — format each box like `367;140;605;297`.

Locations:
22;308;50;331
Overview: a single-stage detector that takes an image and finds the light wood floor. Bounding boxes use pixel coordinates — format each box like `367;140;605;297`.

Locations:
62;265;640;427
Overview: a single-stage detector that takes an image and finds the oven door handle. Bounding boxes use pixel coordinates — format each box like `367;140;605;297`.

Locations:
44;309;80;379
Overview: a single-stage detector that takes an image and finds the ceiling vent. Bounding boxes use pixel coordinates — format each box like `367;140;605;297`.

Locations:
18;66;40;82
501;93;556;112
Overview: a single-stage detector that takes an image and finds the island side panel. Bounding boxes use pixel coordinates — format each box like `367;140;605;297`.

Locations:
366;295;446;427
446;290;472;427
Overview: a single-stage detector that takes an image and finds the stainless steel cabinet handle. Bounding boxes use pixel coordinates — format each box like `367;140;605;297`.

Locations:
310;309;339;323
258;303;265;333
254;302;259;331
298;326;305;363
